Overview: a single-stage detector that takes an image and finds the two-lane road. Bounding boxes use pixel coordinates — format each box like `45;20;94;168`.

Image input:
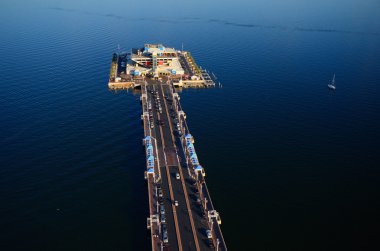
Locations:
146;78;223;251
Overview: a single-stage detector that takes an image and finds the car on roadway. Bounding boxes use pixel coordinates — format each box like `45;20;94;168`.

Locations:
207;239;214;248
162;224;168;243
158;188;163;198
206;229;212;239
160;205;165;214
194;194;201;204
176;173;180;180
161;213;166;223
174;200;178;207
197;197;201;205
201;210;207;218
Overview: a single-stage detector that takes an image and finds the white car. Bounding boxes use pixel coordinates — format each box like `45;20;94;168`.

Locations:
163;226;168;243
206;229;212;239
174;200;179;206
176;173;180;180
160;205;165;214
161;213;166;223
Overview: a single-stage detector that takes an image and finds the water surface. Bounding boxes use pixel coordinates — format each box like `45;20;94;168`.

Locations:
1;0;379;250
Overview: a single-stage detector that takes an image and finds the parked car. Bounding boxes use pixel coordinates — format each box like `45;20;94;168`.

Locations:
206;229;212;239
207;239;214;248
158;188;163;198
201;210;206;218
162;224;168;243
161;213;166;223
160;205;165;215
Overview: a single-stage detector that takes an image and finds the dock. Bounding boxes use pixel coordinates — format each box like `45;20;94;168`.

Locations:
111;44;226;251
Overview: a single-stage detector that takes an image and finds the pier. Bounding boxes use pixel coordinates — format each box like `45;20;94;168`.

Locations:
142;78;227;251
111;44;226;251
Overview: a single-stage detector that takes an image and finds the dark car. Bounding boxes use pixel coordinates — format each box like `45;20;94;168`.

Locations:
201;210;207;218
158;188;163;198
207;239;214;248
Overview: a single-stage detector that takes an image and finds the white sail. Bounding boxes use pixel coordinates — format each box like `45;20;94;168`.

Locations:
328;73;336;90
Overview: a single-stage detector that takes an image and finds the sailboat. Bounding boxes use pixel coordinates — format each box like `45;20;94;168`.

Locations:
328;74;336;90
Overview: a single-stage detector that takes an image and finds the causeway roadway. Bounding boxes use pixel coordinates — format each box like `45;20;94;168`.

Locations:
142;78;227;251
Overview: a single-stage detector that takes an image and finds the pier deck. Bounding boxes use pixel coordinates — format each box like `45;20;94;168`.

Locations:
142;78;227;251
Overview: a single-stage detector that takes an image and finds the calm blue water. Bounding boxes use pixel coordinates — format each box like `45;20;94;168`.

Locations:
1;0;380;250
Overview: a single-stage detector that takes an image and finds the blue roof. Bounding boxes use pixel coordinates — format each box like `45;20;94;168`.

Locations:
190;157;199;165
147;145;153;150
147;168;154;173
147;155;154;161
195;165;202;171
145;136;152;146
185;134;192;139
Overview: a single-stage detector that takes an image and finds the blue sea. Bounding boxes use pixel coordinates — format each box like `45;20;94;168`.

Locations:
1;0;379;250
